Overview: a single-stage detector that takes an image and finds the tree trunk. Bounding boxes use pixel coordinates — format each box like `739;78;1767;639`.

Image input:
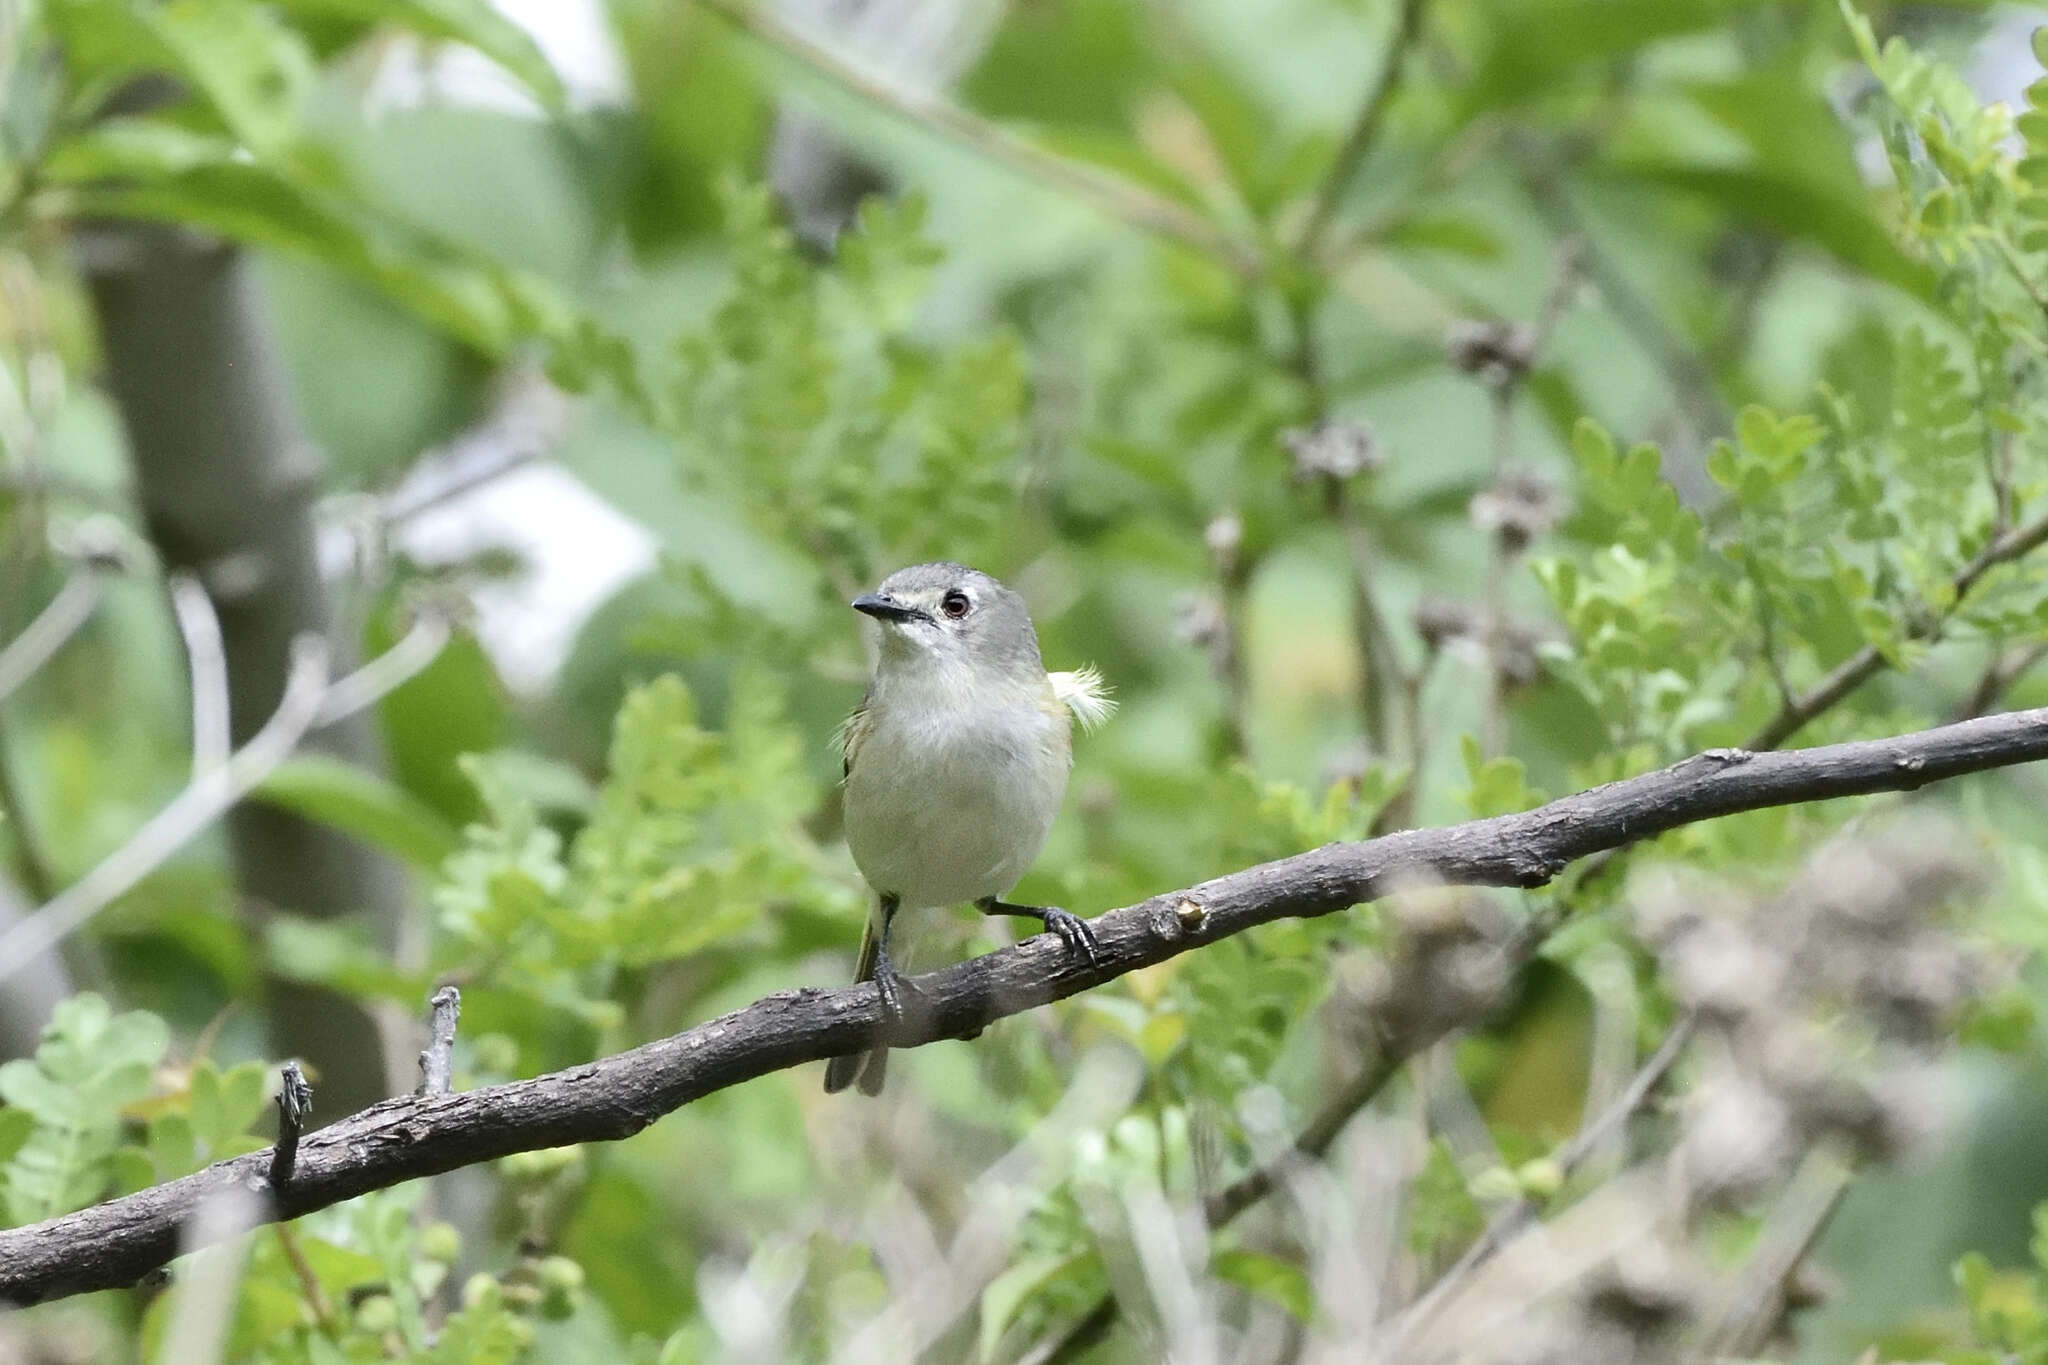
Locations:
81;222;409;1118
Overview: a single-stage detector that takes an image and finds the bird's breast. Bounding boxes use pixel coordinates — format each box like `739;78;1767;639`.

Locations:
844;691;1071;909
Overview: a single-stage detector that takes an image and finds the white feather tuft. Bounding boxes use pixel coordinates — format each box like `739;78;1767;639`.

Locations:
1050;666;1117;731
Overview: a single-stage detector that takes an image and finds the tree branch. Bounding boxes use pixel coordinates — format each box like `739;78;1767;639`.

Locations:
1745;506;2048;750
5;708;2048;1305
1297;0;1429;263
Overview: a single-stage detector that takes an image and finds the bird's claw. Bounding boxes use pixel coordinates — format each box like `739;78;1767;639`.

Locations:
1043;908;1101;969
872;959;906;1022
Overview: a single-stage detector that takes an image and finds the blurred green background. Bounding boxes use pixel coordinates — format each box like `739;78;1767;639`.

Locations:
6;0;2048;1360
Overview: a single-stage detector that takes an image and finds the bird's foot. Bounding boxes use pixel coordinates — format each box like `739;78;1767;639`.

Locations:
872;953;907;1022
1041;908;1101;969
978;898;1102;969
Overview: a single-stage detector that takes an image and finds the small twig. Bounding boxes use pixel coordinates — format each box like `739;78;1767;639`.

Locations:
377;381;564;529
0;616;446;980
0;715;53;902
0;566;104;704
1525;172;1730;443
1748;564;1795;711
415;985;461;1097
1298;0;1429;263
0;638;329;980
1690;1150;1851;1362
1953;640;2048;723
1390;1013;1698;1349
167;573;231;778
1746;504;2048;750
272;1224;338;1337
1330;483;1405;763
1993;428;2017;537
312;613;449;728
1469;241;1579;759
690;0;1261;276
267;1061;312;1190
1988;230;2048;326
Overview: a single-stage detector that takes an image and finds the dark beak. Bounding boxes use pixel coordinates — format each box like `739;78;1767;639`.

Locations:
852;592;926;624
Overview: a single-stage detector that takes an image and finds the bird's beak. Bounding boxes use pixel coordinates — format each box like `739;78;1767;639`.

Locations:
852;592;926;624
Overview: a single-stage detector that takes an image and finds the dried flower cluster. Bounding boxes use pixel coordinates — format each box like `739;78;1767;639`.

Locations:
1444;318;1540;387
1282;420;1383;483
1409;594;1555;687
1647;832;1986;1207
1469;467;1567;556
1406;827;1993;1365
1337;884;1518;1059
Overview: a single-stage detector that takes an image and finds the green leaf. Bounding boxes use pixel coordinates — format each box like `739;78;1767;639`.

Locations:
253;753;463;869
978;1252;1094;1360
1596;163;1937;299
1212;1248;1315;1322
0;994;167;1224
1376;212;1504;261
371;621;511;825
49;158;571;355
51;0;316;160
270;0;566;111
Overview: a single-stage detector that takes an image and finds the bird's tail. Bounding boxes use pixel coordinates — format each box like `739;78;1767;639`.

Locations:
822;917;889;1096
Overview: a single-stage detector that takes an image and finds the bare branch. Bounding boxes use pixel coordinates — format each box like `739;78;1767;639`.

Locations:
167;573;231;777
1298;0;1429;263
311;614;449;729
1392;1013;1698;1349
415;986;461;1098
1747;505;2048;750
0;711;2040;1302
0;637;330;980
0;567;103;704
0;614;447;982
268;1062;312;1191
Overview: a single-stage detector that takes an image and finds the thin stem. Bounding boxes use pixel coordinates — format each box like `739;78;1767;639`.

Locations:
1689;1151;1850;1362
1297;0;1430;263
168;574;231;778
1524;172;1730;443
1745;504;2048;750
0;567;104;703
1953;640;2048;723
415;986;461;1097
0;615;447;980
1391;1013;1697;1349
1748;564;1794;712
1331;483;1401;759
1216;561;1254;763
690;0;1261;276
273;1224;338;1338
0;714;52;902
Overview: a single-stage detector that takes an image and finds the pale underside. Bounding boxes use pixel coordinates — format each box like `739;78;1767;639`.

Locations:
842;662;1073;910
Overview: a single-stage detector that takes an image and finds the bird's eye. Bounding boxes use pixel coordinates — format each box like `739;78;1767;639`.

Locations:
941;590;971;619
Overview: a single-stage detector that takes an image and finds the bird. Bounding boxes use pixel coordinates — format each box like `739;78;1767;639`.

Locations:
824;562;1113;1095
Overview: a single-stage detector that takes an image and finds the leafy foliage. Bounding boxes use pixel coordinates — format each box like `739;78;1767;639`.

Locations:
6;0;2048;1362
0;994;164;1225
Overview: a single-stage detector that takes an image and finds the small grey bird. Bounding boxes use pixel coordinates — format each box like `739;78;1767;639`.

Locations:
824;562;1113;1095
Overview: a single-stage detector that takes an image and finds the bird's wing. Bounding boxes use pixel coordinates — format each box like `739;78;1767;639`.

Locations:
838;685;877;780
1049;666;1116;731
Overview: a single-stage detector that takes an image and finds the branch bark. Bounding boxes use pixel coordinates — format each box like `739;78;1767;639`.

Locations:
4;707;2048;1305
